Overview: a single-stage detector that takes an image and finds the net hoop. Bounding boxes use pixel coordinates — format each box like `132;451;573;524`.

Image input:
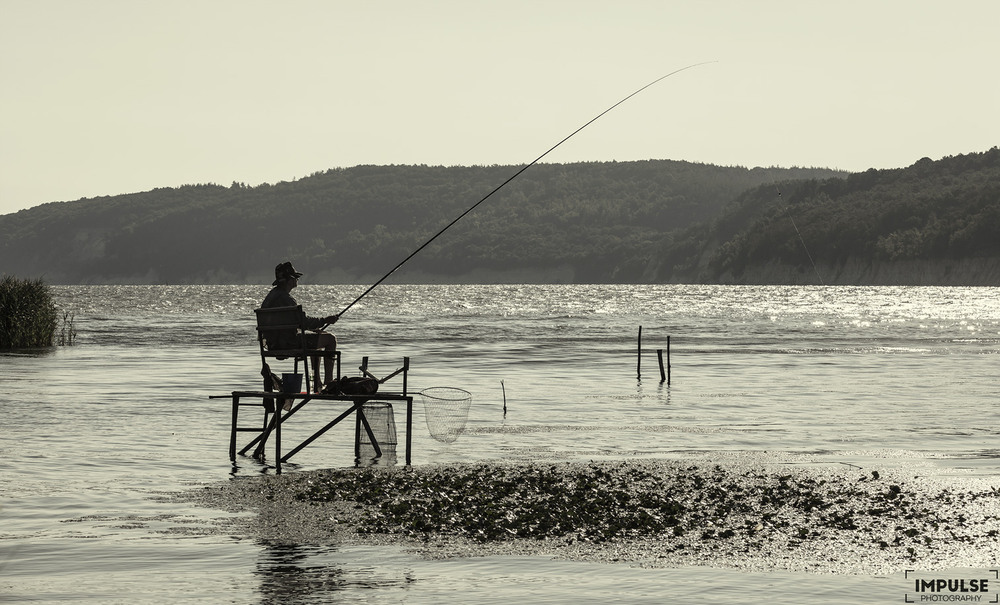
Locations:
419;387;472;443
419;387;472;401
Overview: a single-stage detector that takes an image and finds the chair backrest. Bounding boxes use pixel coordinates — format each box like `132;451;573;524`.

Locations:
254;305;303;350
253;305;340;395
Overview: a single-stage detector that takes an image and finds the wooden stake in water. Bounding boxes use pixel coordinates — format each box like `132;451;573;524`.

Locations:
637;326;642;380
501;380;507;417
657;337;672;384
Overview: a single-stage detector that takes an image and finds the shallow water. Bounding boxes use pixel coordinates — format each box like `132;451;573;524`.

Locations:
2;284;998;603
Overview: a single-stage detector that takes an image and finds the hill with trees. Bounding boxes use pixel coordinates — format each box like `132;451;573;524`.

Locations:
3;151;997;285
0;160;842;284
652;147;1000;285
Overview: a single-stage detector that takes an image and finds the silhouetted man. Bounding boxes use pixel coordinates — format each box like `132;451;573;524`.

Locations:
261;261;338;393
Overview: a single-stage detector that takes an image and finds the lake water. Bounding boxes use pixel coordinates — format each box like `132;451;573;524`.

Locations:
2;284;998;603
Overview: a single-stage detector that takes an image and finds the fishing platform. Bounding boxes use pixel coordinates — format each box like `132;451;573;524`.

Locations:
212;303;414;473
214;355;413;473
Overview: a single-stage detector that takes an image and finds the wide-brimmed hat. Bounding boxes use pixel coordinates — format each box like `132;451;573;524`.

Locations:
272;261;303;285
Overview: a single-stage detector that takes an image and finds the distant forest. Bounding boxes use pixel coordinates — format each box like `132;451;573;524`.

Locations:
2;150;998;285
0;160;841;284
653;148;1000;284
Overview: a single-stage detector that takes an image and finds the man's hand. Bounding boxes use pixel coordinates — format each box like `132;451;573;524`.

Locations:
324;314;340;325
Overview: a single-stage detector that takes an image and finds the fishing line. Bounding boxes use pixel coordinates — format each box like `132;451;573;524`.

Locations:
337;62;716;317
776;186;825;285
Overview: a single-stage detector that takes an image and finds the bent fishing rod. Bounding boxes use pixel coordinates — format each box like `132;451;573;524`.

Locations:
336;62;716;318
776;186;826;285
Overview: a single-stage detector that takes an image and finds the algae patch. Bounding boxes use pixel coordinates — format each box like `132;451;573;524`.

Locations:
180;459;1000;573
294;461;1000;567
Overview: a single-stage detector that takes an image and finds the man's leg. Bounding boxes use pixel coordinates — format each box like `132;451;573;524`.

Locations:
315;332;337;392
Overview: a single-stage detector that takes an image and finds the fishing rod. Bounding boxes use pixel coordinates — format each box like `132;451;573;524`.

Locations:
336;62;716;317
776;186;826;285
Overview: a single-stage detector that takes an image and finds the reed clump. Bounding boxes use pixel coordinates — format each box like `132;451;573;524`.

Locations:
57;309;77;346
0;275;60;348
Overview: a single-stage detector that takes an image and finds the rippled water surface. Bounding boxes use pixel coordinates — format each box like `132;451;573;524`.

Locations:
2;284;998;603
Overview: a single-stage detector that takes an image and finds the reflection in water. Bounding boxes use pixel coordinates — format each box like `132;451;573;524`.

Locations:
0;348;56;358
357;448;398;467
254;542;413;603
226;420;399;475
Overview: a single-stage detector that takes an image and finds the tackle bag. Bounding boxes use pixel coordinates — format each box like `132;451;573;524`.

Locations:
322;376;379;396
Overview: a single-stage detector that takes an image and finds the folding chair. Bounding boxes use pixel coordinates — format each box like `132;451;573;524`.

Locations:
254;304;341;399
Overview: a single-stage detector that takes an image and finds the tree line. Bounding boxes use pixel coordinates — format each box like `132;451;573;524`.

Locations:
3;150;997;285
0;160;843;284
651;148;1000;283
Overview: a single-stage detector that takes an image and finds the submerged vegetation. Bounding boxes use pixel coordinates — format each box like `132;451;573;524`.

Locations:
0;275;59;348
302;462;686;543
295;461;1000;566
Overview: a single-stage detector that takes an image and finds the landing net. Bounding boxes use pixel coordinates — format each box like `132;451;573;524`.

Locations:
419;387;472;443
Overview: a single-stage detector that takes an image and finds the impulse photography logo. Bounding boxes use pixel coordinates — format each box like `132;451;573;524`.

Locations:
905;570;999;603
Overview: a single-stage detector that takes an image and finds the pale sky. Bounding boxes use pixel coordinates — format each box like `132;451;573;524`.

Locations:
1;0;997;216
